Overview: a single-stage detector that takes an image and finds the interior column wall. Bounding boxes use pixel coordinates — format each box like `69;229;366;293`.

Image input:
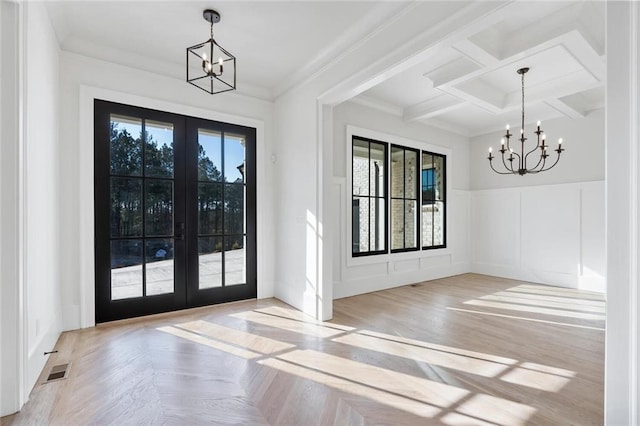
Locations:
605;2;639;423
0;0;24;417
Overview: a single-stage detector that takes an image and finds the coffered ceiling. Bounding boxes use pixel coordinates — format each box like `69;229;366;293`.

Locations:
354;1;605;137
44;1;604;138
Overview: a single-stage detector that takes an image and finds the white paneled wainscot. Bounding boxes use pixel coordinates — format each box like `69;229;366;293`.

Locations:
471;181;605;293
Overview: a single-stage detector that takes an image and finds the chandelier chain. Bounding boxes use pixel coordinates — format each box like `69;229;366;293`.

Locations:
521;71;525;136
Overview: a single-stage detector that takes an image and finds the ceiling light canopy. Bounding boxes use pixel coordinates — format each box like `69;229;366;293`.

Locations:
487;67;564;176
186;9;236;95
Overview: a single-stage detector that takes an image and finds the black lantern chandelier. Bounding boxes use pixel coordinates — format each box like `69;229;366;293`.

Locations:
186;9;236;95
487;67;564;175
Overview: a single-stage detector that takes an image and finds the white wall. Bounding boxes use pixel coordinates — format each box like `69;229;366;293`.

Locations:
58;52;276;329
605;2;640;424
468;110;605;292
0;0;24;417
331;101;471;299
23;0;64;403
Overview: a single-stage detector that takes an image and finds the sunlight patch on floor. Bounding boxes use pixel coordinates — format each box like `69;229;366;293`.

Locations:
278;349;470;409
357;329;518;365
447;307;605;331
508;284;605;300
175;320;295;354
254;306;356;332
463;299;605;320
259;357;443;419
454;393;537;426
230;310;345;338
495;290;605;308
499;366;572;392
157;325;261;360
478;293;605;314
332;332;510;378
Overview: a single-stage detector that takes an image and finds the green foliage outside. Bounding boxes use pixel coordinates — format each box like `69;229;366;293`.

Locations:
109;121;245;268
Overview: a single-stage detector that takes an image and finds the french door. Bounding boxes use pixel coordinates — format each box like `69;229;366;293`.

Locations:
94;100;256;323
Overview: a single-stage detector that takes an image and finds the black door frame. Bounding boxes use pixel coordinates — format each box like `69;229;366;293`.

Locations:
94;99;257;323
185;116;257;308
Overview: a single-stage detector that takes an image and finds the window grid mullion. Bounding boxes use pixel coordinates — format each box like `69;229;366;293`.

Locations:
354;137;445;257
368;141;372;253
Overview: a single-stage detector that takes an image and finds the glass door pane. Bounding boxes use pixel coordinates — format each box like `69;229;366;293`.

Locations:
197;130;223;289
196;130;247;289
108;115;177;300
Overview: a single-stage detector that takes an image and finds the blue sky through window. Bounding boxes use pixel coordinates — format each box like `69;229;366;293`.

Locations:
113;119;244;183
199;131;245;183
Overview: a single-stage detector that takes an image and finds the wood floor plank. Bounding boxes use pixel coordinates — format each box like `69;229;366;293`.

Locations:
2;274;604;425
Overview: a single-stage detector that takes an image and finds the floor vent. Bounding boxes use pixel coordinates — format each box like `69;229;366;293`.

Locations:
44;363;71;384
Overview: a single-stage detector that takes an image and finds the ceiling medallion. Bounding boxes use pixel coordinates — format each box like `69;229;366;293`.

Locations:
487;67;564;175
186;9;236;95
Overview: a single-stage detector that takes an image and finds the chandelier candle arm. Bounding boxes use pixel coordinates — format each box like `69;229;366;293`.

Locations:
487;147;515;175
537;138;565;172
487;67;564;176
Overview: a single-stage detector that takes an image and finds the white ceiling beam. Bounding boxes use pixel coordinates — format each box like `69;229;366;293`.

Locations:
350;94;403;117
562;30;605;82
403;94;464;122
425;56;481;88
448;81;503;114
452;39;500;68
545;98;586;119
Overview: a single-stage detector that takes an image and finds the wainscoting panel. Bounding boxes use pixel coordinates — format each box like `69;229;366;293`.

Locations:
471;190;521;268
471;181;605;293
521;186;580;275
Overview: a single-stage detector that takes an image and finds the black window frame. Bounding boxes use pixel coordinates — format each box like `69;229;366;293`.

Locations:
351;136;388;257
350;135;447;258
390;144;420;253
421;151;447;250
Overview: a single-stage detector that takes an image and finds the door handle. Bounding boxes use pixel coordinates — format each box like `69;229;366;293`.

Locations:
175;222;185;240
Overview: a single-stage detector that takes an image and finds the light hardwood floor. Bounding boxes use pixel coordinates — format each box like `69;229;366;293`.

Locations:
2;274;604;425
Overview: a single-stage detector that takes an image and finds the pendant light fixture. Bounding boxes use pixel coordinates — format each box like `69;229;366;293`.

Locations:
186;9;236;95
487;67;564;175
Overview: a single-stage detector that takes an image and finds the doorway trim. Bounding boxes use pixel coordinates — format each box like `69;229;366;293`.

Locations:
78;85;266;328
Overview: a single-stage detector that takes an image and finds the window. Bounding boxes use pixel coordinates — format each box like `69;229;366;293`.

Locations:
352;137;387;256
350;134;446;257
391;146;419;252
422;152;446;249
